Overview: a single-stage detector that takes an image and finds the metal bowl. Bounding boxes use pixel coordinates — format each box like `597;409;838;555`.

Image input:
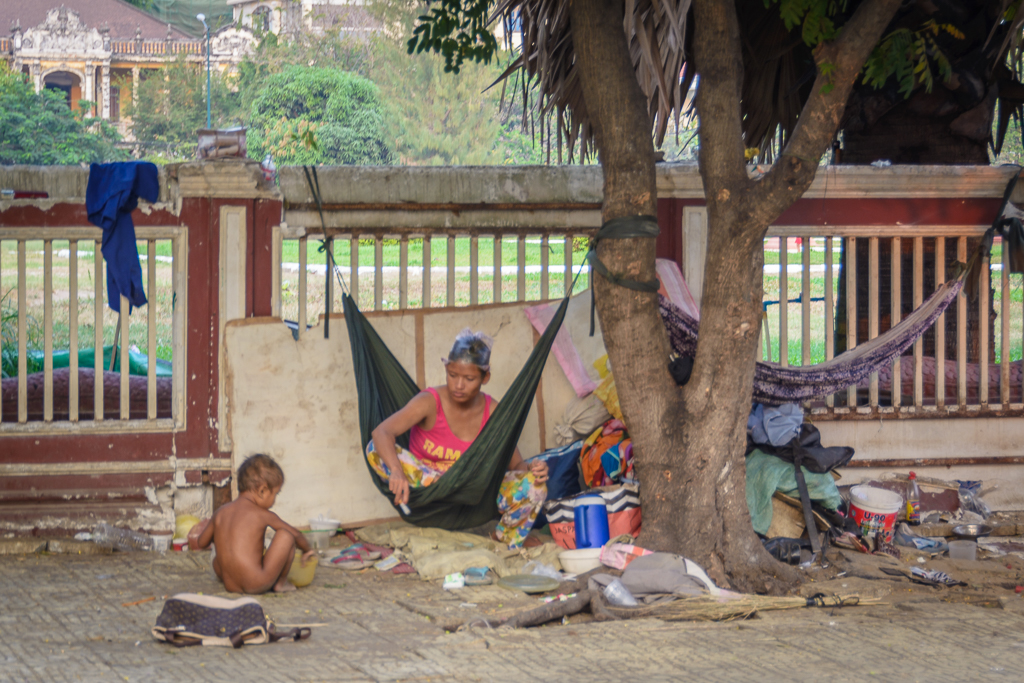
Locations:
952;524;993;540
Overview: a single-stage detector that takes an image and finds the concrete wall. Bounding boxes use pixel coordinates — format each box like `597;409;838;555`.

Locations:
224;297;602;526
818;420;1024;509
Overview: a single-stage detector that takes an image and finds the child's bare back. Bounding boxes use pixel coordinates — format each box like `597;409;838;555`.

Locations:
197;454;314;594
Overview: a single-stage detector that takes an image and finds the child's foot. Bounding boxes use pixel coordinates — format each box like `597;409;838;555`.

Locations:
273;579;297;593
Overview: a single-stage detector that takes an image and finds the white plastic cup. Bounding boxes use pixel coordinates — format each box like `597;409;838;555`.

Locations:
602;578;638;607
948;540;977;561
151;534;172;553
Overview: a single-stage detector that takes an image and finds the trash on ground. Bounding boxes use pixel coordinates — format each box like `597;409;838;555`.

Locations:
443;573;466;590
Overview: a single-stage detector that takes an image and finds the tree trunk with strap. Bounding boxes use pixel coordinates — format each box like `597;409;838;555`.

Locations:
569;0;901;592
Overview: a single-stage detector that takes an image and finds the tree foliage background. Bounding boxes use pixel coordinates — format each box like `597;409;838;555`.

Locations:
121;0;565;165
0;65;126;165
246;66;394;165
128;55;242;160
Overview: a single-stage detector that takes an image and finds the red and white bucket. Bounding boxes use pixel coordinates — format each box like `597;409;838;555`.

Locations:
849;485;903;543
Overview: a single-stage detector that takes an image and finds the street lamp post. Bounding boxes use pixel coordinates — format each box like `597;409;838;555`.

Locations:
196;13;211;128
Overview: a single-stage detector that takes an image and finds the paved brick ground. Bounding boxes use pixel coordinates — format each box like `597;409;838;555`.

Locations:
2;549;1023;682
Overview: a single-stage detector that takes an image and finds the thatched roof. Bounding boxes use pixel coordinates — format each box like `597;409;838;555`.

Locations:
488;0;1024;162
491;0;693;161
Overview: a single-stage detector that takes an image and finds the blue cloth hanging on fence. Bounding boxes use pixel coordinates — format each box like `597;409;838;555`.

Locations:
86;161;160;313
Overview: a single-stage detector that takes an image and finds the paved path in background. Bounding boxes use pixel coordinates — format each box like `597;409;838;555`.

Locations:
2;550;1024;682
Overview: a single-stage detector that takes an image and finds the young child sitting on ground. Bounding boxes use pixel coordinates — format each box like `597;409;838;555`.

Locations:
196;454;315;594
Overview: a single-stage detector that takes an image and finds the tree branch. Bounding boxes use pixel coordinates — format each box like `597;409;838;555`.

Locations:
691;0;752;200
757;0;904;211
571;0;658;220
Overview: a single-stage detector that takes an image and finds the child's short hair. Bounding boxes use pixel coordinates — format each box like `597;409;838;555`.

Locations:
237;454;284;492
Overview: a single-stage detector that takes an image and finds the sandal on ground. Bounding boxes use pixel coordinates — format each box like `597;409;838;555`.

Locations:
322;557;375;570
321;544;381;569
463;566;493;586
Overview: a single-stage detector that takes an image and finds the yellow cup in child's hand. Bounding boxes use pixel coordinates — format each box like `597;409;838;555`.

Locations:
287;549;316;587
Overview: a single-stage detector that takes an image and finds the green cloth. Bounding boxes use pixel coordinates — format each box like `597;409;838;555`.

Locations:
343;292;569;530
13;346;171;378
745;449;843;535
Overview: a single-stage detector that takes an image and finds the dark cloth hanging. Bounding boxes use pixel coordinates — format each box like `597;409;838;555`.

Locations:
344;293;569;530
86;162;160;313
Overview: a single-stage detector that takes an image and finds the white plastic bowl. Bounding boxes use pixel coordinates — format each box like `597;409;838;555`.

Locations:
559;547;603;574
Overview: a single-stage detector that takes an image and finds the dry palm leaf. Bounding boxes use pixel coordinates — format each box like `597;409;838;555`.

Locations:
490;0;692;160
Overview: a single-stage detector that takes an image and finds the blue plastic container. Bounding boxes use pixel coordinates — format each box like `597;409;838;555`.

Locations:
574;495;610;549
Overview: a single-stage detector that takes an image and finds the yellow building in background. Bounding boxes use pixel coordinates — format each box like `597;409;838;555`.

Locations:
1;2;255;137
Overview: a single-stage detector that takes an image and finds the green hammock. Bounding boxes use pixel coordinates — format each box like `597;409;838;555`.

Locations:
343;293;570;530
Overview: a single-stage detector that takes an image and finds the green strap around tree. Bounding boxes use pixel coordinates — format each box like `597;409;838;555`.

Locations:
343;293;570;530
586;215;661;335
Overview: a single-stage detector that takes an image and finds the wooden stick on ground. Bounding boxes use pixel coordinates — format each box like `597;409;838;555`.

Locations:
501;590;594;628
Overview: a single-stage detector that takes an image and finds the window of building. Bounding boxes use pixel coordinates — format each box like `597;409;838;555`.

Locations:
253;6;271;32
110;86;120;121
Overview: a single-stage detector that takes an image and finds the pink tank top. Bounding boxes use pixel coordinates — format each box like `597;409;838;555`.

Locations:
408;387;492;473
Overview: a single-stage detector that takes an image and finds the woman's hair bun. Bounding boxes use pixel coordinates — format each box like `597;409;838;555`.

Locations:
445;328;493;371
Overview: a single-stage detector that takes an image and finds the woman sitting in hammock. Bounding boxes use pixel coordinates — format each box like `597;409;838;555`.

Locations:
367;329;549;548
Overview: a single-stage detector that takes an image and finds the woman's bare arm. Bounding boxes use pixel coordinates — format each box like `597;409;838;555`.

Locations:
369;392;436;505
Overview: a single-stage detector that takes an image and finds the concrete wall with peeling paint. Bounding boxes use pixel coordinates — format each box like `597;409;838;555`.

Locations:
223;299;598;526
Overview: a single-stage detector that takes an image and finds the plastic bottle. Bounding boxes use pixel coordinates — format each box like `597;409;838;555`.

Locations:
906;472;921;525
92;523;154;551
260;154;276;183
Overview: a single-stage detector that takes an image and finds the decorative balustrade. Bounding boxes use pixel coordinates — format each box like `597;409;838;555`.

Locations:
106;40;205;55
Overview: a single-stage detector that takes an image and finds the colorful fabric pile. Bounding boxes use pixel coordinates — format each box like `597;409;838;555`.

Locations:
580;419;633;487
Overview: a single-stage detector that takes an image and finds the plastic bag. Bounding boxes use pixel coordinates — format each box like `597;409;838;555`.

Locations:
522;561;562;581
592;373;623;422
894;523;948;553
957;482;992;519
599;543;652;570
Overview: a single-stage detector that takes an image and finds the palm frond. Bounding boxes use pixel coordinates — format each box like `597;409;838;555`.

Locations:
490;0;692;160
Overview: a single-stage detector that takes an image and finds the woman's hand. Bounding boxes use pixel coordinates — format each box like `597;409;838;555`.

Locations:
301;549;317;566
528;459;549;484
389;472;411;506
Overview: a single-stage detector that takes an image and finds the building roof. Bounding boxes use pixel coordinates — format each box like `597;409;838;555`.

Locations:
2;0;193;40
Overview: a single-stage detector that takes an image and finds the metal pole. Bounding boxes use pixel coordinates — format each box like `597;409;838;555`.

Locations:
205;27;211;128
197;14;211;128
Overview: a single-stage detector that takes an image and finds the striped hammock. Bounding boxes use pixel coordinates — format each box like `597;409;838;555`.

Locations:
659;277;965;405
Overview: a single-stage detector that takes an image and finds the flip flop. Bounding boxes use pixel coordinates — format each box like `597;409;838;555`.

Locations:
321;544;381;569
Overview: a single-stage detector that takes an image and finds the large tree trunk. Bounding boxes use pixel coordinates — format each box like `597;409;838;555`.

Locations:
840;0;1007;164
569;0;901;592
569;0;792;592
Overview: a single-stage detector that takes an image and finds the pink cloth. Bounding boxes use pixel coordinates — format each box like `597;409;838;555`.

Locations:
524;258;700;397
408;388;492;473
